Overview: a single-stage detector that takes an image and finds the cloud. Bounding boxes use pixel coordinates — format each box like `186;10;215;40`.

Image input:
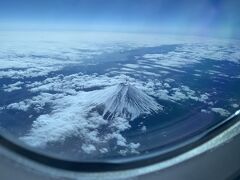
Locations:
7;93;65;112
231;104;239;109
176;43;240;64
141;42;240;73
123;64;140;69
20;85;149;154
6;72;211;113
3;71;212;155
211;108;230;117
1;32;239;157
3;81;23;92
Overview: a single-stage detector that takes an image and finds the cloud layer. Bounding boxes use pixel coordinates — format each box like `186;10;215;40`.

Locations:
0;32;240;156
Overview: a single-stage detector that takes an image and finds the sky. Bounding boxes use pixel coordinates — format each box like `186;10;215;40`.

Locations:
0;0;239;38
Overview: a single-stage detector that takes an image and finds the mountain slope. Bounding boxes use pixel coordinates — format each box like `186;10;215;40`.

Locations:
90;83;162;120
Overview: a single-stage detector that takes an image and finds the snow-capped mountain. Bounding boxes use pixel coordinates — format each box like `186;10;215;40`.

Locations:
90;83;162;120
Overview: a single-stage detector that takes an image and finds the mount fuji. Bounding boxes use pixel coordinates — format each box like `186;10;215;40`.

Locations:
89;83;162;120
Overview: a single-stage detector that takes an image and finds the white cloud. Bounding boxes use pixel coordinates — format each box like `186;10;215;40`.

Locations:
81;144;97;154
211;108;230;117
1;32;239;80
7;101;30;111
141;42;240;74
141;126;147;132
2;32;239;156
123;64;140;69
231;104;239;108
2;67;214;155
176;43;240;64
201;109;210;113
20;83;160;154
7;93;65;112
142;51;199;70
3;81;24;92
0;67;61;79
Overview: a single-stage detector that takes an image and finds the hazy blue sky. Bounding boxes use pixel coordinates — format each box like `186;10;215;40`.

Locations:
0;0;239;38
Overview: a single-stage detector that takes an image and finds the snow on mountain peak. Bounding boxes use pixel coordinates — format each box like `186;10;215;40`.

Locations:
90;83;162;120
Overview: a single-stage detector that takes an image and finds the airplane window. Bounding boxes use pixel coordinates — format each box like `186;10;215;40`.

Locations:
0;0;239;171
